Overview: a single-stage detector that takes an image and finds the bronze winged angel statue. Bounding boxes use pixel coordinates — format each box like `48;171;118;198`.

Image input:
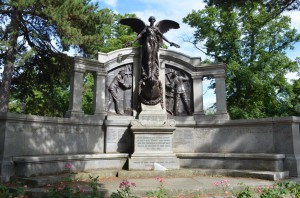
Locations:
120;16;180;80
120;16;180;105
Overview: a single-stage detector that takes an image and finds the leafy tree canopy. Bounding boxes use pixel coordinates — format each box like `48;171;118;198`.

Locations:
0;0;115;112
205;0;300;11
184;1;300;119
0;0;138;116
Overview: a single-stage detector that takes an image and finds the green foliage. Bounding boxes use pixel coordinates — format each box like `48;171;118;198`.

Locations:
145;177;170;198
48;164;101;198
205;0;300;12
0;182;25;197
88;175;101;197
236;185;253;198
213;180;300;198
98;13;139;53
290;65;300;116
0;0;112;112
110;179;138;198
184;1;300;119
82;73;94;115
9;52;72;116
1;0;136;116
258;181;300;197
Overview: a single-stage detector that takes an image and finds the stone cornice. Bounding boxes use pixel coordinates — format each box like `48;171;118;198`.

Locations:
195;116;300;127
0;112;104;125
97;47;140;72
74;57;106;74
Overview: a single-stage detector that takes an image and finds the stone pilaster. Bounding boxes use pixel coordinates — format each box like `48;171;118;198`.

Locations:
65;68;84;118
214;73;230;120
192;75;204;119
93;72;107;118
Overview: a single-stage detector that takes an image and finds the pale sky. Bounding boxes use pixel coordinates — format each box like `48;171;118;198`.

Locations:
98;0;300;109
1;1;299;110
99;0;300;59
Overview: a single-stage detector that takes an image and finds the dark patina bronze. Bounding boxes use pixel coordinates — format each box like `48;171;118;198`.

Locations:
120;16;180;105
106;70;132;114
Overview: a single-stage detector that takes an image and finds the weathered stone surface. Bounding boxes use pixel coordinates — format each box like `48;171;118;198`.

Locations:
129;156;180;170
173;128;194;153
105;115;135;153
177;153;285;171
13;154;128;177
138;103;167;122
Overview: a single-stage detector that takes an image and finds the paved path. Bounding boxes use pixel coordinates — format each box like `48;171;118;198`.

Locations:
99;175;275;197
25;171;300;197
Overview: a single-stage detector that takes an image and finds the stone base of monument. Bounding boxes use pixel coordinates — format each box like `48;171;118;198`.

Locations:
129;155;180;170
137;103;167;123
129;104;179;170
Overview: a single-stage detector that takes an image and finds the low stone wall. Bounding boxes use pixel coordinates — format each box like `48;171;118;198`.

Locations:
0;113;105;180
173;116;300;176
1;113;300;180
173;117;276;153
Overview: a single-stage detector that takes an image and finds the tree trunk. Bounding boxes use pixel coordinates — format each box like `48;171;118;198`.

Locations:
0;10;19;112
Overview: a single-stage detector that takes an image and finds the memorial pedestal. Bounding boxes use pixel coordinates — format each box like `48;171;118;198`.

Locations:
129;104;179;170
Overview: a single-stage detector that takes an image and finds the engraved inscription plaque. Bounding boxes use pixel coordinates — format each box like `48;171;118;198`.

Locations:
135;135;172;152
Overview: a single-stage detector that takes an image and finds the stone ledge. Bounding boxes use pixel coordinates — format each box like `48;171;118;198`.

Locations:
13;154;129;177
195;116;300;126
131;153;177;157
0;112;104;125
118;168;289;181
168;115;196;126
176;153;285;160
13;154;129;163
177;153;285;172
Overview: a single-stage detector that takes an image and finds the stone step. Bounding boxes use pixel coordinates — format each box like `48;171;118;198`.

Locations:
118;168;289;181
17;169;119;187
17;168;289;189
14;168;292;198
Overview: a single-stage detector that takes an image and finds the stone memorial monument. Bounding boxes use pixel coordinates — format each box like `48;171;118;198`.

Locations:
2;16;300;182
120;16;181;169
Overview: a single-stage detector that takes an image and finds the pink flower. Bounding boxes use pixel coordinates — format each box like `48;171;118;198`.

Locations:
268;185;274;189
78;186;86;193
119;180;131;188
255;186;262;193
155;177;165;183
64;163;73;169
131;182;136;187
214;181;219;187
220;179;229;184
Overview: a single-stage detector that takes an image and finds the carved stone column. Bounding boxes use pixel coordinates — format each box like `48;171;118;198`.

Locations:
192;73;205;121
192;75;204;118
65;68;84;118
93;71;107;118
214;73;230;119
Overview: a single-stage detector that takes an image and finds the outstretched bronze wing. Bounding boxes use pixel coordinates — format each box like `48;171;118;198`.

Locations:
156;20;180;34
119;18;146;34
